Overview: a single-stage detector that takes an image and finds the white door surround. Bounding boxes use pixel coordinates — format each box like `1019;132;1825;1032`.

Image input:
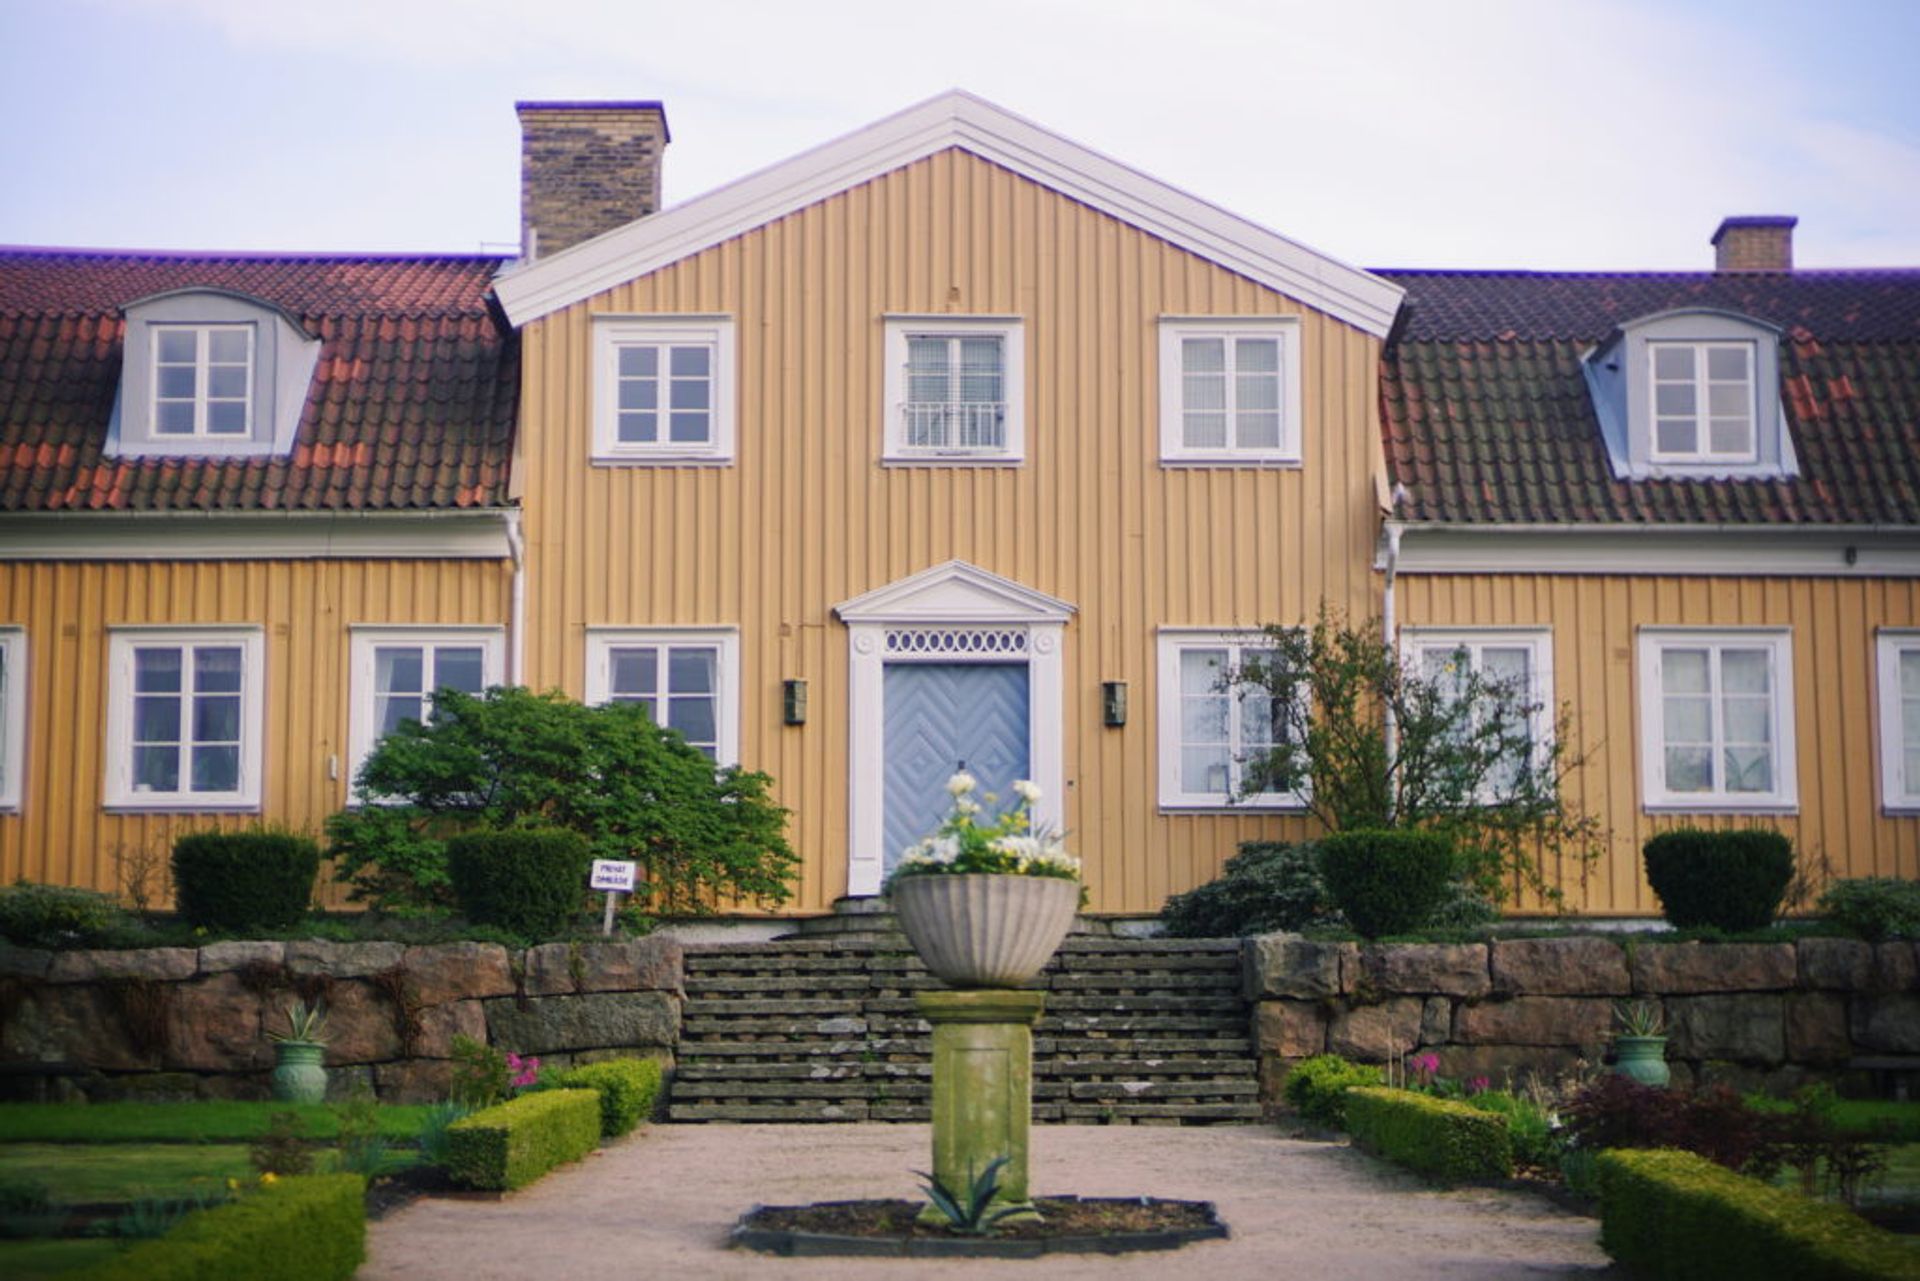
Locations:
834;560;1075;897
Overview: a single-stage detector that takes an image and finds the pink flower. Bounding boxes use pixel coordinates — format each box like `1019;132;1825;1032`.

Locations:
1411;1053;1441;1081
506;1052;541;1089
1467;1076;1491;1095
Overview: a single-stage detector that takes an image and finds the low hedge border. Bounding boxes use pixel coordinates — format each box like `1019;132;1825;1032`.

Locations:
74;1173;364;1281
1596;1148;1920;1281
445;1088;602;1191
1344;1087;1514;1184
544;1058;663;1138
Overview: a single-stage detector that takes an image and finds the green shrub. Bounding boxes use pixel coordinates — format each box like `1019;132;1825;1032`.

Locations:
1282;1054;1383;1127
1316;829;1455;937
1462;1090;1559;1168
1642;829;1794;932
1160;841;1340;938
446;827;592;939
1819;877;1920;941
1595;1147;1920;1280
1345;1087;1515;1183
444;1089;601;1191
171;829;320;933
73;1173;364;1281
0;880;129;948
542;1058;663;1138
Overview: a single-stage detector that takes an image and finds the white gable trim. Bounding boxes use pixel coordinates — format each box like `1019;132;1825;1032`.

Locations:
834;558;1075;625
495;90;1403;338
1382;522;1920;577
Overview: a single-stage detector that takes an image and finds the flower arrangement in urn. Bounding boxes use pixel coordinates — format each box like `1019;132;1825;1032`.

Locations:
887;772;1083;987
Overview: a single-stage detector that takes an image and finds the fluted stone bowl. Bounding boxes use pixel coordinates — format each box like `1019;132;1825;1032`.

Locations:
889;873;1079;988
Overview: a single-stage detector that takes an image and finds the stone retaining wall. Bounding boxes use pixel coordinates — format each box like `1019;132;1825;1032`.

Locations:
1244;935;1920;1099
0;938;682;1103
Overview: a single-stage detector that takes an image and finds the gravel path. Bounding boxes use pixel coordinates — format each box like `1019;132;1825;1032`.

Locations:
362;1124;1619;1280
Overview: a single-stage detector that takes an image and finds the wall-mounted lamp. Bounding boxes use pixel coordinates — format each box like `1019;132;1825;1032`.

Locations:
782;679;808;725
1102;681;1128;728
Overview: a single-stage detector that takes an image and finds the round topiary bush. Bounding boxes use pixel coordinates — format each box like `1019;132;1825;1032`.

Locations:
446;826;592;939
0;880;130;947
1642;828;1794;932
1160;840;1340;938
171;829;320;932
1316;829;1455;938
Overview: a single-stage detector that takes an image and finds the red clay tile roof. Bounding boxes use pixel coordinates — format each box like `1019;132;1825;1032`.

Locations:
0;249;517;512
1376;269;1920;525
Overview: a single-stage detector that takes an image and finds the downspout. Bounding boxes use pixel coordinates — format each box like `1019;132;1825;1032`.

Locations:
505;509;527;686
1381;519;1404;822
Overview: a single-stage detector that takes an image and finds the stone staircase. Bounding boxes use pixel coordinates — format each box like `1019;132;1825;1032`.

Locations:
670;935;1261;1124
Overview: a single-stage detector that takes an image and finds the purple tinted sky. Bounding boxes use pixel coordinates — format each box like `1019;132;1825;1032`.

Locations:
2;0;1916;270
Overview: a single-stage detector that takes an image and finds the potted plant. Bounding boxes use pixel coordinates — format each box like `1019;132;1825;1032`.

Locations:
1610;998;1670;1088
267;999;331;1104
886;772;1083;988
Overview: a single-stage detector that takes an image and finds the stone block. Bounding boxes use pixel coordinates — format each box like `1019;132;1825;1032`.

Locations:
1694;1061;1814;1096
1851;994;1920;1053
1871;943;1918;993
0;946;51;979
165;973;268;1071
1242;934;1355;1000
484;991;680;1055
321;980;403;1065
580;937;683;994
523;943;582;996
323;1066;377;1102
1795;938;1872;990
285;940;405;979
400;943;515;1005
1453;997;1613;1047
1666;995;1786;1064
1254;1000;1327;1059
1421;997;1452;1046
1430;1045;1583;1088
374;1058;454;1104
2;984;156;1071
1361;943;1489;998
1490;938;1629;995
90;1071;203;1102
1784;992;1851;1064
414;1000;488;1058
1630;943;1795;994
1328;997;1424;1060
197;941;287;974
47;948;196;983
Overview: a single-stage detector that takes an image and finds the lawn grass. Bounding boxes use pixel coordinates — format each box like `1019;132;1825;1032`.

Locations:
0;1143;256;1202
0;1101;431;1144
0;1237;123;1279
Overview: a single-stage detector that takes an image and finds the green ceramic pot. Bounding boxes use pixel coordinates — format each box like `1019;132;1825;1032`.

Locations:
1612;1035;1671;1088
271;1040;329;1104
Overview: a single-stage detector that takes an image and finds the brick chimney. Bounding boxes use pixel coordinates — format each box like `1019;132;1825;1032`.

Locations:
1712;215;1796;272
516;101;670;260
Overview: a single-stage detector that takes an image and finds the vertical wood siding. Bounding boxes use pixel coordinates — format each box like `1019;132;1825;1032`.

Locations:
1399;572;1920;914
520;149;1384;915
0;559;510;903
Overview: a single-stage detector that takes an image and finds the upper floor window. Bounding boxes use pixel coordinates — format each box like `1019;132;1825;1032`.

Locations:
347;627;503;786
1156;629;1304;810
153;325;254;437
1636;627;1797;812
1876;630;1920;813
0;628;24;811
585;627;739;763
1649;341;1756;462
1403;628;1553;798
1158;318;1302;464
883;317;1025;463
591;316;736;464
104;626;264;811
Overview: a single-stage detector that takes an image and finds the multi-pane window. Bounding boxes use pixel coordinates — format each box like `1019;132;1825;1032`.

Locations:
1406;630;1552;798
0;629;23;810
1649;341;1756;461
592;317;736;462
1638;630;1796;810
1876;632;1920;811
585;629;739;764
348;628;501;786
153;325;252;437
883;317;1025;462
1159;319;1301;462
1157;632;1302;808
106;628;263;809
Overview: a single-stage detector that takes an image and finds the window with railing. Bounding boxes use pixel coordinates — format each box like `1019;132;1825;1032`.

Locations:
883;317;1025;462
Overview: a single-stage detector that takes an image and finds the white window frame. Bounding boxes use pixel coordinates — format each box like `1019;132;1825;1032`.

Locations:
0;628;25;811
882;315;1025;464
590;315;736;464
1646;339;1759;464
1156;629;1307;811
1636;627;1797;812
347;626;505;788
1875;629;1920;814
151;323;255;438
1401;627;1554;800
1158;316;1303;465
105;626;264;811
584;627;740;766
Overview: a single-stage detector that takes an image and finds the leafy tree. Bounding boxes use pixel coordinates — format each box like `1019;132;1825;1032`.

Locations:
328;687;796;917
1232;608;1601;906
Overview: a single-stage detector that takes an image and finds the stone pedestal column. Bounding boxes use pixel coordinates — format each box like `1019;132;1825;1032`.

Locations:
915;989;1046;1213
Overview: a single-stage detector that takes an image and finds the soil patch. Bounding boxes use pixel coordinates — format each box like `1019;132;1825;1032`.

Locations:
733;1196;1227;1258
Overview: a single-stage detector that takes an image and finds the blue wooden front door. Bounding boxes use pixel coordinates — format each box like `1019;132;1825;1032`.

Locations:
882;663;1031;873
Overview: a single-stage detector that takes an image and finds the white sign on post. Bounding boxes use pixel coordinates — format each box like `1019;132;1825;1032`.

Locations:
590;859;638;935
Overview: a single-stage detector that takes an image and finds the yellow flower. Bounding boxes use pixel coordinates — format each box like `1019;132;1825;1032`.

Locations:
226;1177;241;1191
260;1172;278;1185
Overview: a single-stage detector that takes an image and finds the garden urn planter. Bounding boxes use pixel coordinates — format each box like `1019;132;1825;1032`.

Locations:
891;873;1078;988
1611;1035;1671;1088
271;1040;329;1104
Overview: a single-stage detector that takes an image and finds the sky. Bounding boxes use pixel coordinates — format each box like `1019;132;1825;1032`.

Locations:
2;0;1917;272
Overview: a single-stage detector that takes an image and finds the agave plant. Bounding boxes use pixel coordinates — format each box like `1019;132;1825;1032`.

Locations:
915;1155;1024;1235
1612;998;1665;1038
266;999;330;1045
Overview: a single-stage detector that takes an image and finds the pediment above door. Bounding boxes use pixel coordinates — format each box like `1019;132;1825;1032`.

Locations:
833;559;1075;626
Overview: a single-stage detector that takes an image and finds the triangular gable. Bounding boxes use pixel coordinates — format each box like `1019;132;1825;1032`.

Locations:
834;559;1074;624
495;90;1403;337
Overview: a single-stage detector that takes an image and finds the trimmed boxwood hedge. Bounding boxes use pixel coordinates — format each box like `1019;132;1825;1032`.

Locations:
1282;1054;1383;1128
1596;1147;1920;1280
74;1173;364;1281
1642;828;1795;931
1344;1087;1514;1183
171;829;321;932
544;1058;663;1138
1316;829;1455;938
445;1088;601;1190
445;827;593;939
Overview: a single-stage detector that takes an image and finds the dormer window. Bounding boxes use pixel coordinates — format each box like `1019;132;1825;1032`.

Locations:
154;325;254;437
1650;341;1755;462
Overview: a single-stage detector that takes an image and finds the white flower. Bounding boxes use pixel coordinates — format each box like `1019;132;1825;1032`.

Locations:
1012;779;1042;804
955;798;980;816
927;836;961;865
946;771;979;797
